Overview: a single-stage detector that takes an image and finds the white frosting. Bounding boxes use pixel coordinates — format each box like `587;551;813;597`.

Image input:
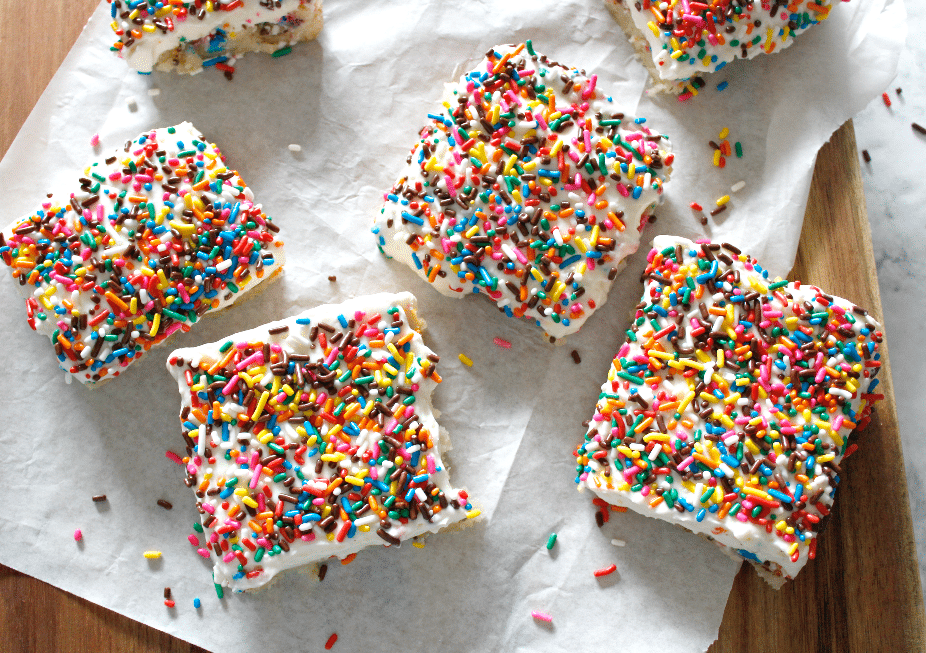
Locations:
374;43;672;340
167;292;473;591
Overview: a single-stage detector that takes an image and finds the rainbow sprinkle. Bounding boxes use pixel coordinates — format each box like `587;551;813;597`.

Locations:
0;123;284;386
575;235;884;584
373;43;673;340
166;292;475;591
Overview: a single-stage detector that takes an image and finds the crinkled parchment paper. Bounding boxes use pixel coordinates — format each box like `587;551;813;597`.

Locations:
0;1;904;651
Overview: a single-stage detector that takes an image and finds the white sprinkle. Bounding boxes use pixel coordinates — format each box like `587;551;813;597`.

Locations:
148;88;161;97
215;259;233;273
288;144;302;152
731;180;746;193
126;96;138;111
610;538;626;547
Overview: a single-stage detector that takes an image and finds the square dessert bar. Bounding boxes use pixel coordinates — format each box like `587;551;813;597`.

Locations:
605;0;839;96
166;292;476;591
373;42;672;341
575;235;883;585
0;122;284;385
109;0;323;75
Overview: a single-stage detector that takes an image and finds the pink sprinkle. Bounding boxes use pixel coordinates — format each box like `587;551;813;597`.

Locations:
188;534;200;546
493;337;511;349
90;134;100;147
196;548;211;559
74;529;83;542
531;611;553;623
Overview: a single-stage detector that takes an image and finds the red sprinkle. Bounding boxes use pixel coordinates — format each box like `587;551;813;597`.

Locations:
164;600;176;608
843;443;859;459
594;564;617;577
689;202;703;211
493;337;512;349
165;451;183;464
882;92;891;107
325;633;338;650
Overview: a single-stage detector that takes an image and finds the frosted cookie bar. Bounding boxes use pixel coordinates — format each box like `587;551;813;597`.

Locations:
167;292;476;591
0;122;284;386
109;0;323;75
373;42;672;341
575;235;883;585
605;0;839;95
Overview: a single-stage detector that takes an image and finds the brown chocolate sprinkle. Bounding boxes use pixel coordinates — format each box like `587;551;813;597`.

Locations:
862;149;871;163
318;563;328;582
912;123;926;136
92;494;107;502
156;499;173;510
328;275;337;282
571;350;582;364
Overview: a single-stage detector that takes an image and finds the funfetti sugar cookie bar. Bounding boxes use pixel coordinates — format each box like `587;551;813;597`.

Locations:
167;292;477;591
374;42;672;342
0;122;284;385
575;235;883;585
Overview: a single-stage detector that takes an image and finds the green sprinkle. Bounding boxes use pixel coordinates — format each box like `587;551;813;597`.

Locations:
735;142;743;158
526;40;535;56
616;370;644;385
546;533;557;550
272;46;293;58
161;308;186;322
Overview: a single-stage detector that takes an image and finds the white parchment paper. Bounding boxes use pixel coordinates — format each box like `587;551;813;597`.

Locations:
0;1;904;651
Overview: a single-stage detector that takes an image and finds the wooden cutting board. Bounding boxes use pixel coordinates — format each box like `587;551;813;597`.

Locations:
1;2;923;651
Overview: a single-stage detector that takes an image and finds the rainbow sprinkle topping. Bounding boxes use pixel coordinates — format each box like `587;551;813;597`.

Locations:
0;122;284;386
606;0;837;94
373;42;673;340
167;292;475;591
575;235;883;584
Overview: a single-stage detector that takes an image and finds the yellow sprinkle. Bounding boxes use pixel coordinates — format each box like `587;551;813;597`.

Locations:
458;353;473;367
242;497;259;509
412;541;426;549
716;195;730;206
251;391;270;421
718;127;729;140
143;551;162;559
466;509;482;519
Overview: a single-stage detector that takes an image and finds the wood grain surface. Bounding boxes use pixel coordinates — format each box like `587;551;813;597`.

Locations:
1;2;923;651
